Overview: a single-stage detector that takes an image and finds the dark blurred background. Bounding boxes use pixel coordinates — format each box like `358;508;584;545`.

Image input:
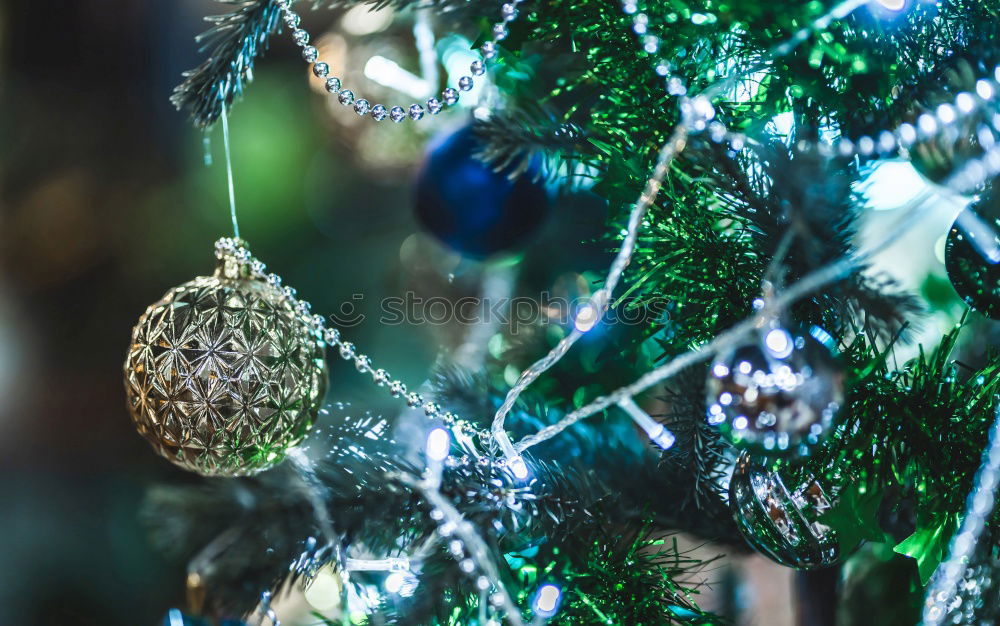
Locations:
0;2;457;623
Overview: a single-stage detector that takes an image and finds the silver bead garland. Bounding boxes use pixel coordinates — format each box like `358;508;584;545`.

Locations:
273;0;527;123
213;237;467;431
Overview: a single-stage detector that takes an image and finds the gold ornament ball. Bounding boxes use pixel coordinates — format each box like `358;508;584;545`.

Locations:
123;244;328;476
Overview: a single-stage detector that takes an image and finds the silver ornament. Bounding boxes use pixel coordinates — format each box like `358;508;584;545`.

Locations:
124;242;328;476
706;324;844;455
729;452;846;569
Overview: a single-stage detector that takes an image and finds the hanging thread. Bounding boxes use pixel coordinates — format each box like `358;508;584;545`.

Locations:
220;105;241;240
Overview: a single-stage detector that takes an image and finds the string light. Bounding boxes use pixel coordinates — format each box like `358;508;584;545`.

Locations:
507;454;531;480
618;397;675;450
573;303;599;332
346;557;411;572
532;583;563;618
303;565;343;611
922;405;1000;625
383;571;418;596
513;182;952;454
426;427;451;462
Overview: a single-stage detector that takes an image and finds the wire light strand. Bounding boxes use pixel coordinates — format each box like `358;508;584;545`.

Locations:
922;404;1000;625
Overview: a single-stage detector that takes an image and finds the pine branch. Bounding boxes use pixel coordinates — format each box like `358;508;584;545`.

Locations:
474;111;594;184
143;400;717;623
172;0;286;128
315;0;493;13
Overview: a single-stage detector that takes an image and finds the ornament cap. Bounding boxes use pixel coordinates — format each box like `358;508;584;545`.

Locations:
214;237;253;280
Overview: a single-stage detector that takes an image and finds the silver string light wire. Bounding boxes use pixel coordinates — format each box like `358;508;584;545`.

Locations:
922;403;1000;626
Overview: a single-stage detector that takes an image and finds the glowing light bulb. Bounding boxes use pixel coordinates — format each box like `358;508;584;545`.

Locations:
426;427;451;461
618;397;675;450
508;455;530;480
764;328;793;359
574;303;599;332
644;422;676;450
875;0;906;10
534;583;563;617
385;572;406;594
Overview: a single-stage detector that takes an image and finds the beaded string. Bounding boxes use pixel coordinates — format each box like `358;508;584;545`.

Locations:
274;0;522;122
213;238;477;439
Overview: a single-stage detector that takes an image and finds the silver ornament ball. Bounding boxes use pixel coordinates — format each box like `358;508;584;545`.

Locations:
729;452;849;569
706;324;844;455
124;242;328;476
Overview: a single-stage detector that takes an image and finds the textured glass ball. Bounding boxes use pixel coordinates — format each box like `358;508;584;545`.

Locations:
945;192;1000;319
729;453;849;569
706;325;844;455
124;249;328;476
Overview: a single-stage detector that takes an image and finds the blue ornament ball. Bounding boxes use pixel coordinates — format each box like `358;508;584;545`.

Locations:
415;124;550;257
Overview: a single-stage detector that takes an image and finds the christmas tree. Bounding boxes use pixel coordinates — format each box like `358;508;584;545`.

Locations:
134;0;1000;623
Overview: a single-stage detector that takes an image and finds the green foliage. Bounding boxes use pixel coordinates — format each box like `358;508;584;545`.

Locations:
795;325;1000;583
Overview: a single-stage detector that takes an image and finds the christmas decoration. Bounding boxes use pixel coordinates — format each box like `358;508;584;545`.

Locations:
706;324;845;455
414;124;550;257
124;241;328;476
945;191;1000;318
133;0;1000;623
729;452;845;569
